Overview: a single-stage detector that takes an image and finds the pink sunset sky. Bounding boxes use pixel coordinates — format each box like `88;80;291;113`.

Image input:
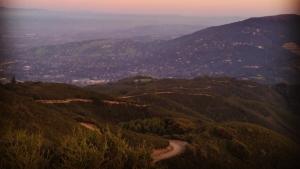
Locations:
2;0;299;16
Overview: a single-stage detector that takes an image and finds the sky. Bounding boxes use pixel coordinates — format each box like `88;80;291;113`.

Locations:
2;0;299;16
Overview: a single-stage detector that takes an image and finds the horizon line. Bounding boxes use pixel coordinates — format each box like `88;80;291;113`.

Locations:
1;6;299;18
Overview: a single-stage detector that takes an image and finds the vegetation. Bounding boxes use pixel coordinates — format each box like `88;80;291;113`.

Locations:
1;77;299;169
120;117;197;136
160;122;300;169
0;127;155;169
88;76;300;135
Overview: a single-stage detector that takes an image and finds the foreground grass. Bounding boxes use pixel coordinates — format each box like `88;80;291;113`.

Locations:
0;127;156;169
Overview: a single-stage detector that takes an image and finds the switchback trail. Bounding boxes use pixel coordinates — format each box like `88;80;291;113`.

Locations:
79;122;188;164
151;140;188;164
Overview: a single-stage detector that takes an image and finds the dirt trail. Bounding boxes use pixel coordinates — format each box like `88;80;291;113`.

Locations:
79;122;99;132
35;98;147;107
151;140;188;164
102;100;148;107
36;99;93;104
79;122;188;164
119;91;212;99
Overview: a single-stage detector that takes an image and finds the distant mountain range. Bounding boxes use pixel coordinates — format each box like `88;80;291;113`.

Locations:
3;14;300;84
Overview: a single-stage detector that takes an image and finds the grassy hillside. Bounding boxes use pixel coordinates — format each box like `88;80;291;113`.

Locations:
1;77;299;169
0;82;168;169
88;76;300;137
161;122;300;169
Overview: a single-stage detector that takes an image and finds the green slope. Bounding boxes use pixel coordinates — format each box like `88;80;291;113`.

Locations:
88;76;300;137
0;78;299;169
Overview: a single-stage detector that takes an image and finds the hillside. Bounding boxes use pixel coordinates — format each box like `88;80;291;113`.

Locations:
88;76;300;137
4;14;300;84
146;14;300;83
1;77;298;169
0;81;169;169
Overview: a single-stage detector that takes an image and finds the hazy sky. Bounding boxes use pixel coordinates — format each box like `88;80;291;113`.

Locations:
2;0;299;16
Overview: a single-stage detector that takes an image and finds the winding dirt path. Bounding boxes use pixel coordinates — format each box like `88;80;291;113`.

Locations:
35;98;147;107
118;92;175;99
79;122;188;164
102;100;148;107
119;91;212;99
151;140;188;164
36;99;93;104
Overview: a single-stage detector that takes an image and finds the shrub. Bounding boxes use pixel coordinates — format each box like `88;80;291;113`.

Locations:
211;127;234;140
227;139;250;160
